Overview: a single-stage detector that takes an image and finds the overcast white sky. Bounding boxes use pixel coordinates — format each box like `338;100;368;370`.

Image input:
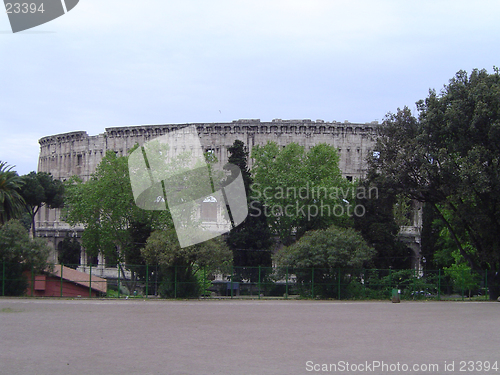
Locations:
1;0;500;175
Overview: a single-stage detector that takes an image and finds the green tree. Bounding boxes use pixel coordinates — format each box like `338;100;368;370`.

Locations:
444;250;481;298
0;220;52;295
251;142;354;245
224;140;273;281
226;140;253;195
354;175;412;269
19;171;64;237
420;202;443;268
123;213;155;280
429;209;481;296
63;150;170;291
274;226;375;298
0;162;25;226
370;68;500;299
64;151;136;260
57;236;81;268
141;228;232;298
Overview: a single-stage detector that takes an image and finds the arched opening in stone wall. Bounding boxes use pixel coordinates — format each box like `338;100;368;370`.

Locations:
201;196;218;222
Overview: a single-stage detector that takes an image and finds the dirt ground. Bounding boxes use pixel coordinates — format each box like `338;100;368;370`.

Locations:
0;298;498;375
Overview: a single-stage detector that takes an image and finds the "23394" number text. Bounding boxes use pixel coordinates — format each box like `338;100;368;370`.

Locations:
5;3;45;14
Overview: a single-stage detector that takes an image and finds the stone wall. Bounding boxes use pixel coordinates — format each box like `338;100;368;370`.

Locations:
36;119;381;264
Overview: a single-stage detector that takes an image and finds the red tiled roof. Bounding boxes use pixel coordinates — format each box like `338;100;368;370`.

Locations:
49;265;107;294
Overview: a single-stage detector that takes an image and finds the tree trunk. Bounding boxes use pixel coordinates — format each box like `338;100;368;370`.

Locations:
118;263;138;295
30;207;39;239
487;270;500;301
31;213;36;238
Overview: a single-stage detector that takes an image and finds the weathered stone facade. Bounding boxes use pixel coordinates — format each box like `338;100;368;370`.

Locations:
38;118;406;268
38;119;380;182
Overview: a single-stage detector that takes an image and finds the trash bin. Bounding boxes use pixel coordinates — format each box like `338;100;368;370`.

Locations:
226;282;240;296
391;288;400;303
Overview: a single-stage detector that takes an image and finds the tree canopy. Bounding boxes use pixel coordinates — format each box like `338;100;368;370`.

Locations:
141;228;232;297
224;140;273;277
142;228;232;270
251;142;355;245
57;236;81;268
275;225;375;270
0;162;25;226
0;219;52;295
274;225;375;299
370;68;500;298
63;150;170;265
19;171;64;236
354;177;412;269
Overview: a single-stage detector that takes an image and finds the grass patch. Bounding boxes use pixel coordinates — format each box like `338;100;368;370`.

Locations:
106;289;143;298
1;307;23;313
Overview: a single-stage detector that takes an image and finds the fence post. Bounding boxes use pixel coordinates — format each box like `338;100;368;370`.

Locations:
338;268;341;300
145;264;149;298
204;266;207;298
117;264;120;298
230;265;233;299
89;263;92;298
29;266;33;297
155;265;158;297
174;265;177;299
461;269;464;301
485;270;488;301
311;267;314;299
285;266;288;300
413;268;417;298
60;264;63;297
1;262;4;297
258;265;261;300
438;269;441;301
362;269;366;298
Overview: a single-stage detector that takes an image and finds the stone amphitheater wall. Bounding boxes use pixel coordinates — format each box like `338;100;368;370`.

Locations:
36;119;380;263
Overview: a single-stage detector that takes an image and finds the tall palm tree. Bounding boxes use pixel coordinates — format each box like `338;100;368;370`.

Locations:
0;161;25;225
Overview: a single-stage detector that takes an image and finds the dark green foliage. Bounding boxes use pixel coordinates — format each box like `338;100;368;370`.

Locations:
19;171;64;236
252;142;354;245
230;245;272;282
63;149;173;293
0;220;51;271
224;140;273;279
19;212;32;231
142;228;232;298
64;150;170;265
156;264;201;298
226;140;253;196
63;151;136;261
0;220;52;296
275;225;375;298
354;177;412;269
371;68;500;299
0;262;27;296
58;236;81;268
421;203;448;268
276;226;375;269
0;162;25;225
123;216;153;279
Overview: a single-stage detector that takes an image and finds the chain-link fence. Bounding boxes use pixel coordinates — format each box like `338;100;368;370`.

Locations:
0;262;492;301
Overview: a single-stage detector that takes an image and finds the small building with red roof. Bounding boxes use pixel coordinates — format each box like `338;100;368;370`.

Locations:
25;265;107;297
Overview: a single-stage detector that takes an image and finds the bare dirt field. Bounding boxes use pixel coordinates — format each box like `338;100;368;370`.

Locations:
0;298;498;375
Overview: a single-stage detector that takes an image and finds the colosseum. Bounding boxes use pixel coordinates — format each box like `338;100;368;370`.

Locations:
35;118;421;271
